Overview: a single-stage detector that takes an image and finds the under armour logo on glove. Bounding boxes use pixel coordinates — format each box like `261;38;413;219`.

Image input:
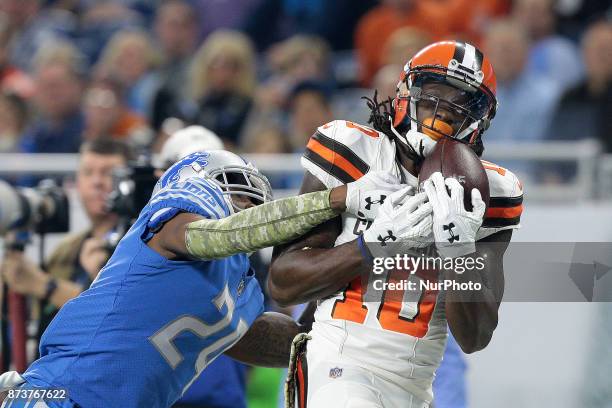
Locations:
364;195;387;210
424;173;485;258
377;230;397;246
344;171;402;222
443;223;459;243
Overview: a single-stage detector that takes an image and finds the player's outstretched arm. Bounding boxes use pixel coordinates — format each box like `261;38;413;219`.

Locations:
147;187;347;260
149;170;398;260
444;229;510;353
224;312;302;367
269;172;372;306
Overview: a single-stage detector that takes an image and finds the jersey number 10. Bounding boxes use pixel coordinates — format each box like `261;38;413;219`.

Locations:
332;270;437;338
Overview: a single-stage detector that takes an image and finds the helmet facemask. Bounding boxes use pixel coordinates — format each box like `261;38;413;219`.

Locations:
392;69;496;161
208;164;273;213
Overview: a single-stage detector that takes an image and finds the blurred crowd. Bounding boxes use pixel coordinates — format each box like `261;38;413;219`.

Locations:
0;0;609;173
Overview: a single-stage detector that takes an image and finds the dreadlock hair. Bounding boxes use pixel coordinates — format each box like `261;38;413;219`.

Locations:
361;90;394;137
361;90;424;166
472;137;485;157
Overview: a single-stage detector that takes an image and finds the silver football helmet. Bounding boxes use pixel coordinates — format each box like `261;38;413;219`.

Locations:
205;150;273;213
154;150;273;214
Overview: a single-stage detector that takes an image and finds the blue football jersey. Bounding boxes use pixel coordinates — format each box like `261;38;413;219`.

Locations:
22;152;265;408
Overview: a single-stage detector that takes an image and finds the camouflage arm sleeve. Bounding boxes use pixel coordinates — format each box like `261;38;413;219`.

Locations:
185;190;338;260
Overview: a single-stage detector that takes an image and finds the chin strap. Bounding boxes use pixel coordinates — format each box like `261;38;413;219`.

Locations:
390;125;425;168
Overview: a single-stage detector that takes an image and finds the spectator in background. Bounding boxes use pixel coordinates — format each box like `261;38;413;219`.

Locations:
512;0;584;92
467;0;512;41
76;1;144;65
242;121;291;155
372;64;403;102
186;30;256;149
0;92;27;152
358;28;432;122
381;27;432;69
83;78;153;150
556;0;611;40
89;0;157;21
269;35;331;87
154;0;199;70
0;0;74;72
354;0;473;86
20;41;85;153
547;21;612;152
287;81;333;152
150;0;199;130
255;35;330;117
0;15;33;98
1;139;131;338
483;19;560;142
242;119;297;189
242;0;377;52
95;29;161;118
195;0;261;41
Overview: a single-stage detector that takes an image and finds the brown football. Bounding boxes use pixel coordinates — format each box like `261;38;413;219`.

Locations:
417;138;490;212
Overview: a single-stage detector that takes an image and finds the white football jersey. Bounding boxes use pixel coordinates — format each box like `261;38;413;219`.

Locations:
301;120;523;403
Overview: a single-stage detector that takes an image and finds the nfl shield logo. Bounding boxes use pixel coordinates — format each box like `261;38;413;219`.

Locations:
329;367;343;379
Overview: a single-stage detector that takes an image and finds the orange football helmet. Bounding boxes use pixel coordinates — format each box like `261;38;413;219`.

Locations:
391;41;498;158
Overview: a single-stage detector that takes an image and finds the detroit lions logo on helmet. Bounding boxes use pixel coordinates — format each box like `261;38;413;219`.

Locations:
155;152;211;193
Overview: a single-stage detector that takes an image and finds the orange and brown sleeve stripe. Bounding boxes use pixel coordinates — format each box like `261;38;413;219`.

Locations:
303;132;370;183
483;196;523;228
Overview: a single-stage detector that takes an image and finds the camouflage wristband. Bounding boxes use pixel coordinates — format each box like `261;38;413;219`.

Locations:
185;190;338;259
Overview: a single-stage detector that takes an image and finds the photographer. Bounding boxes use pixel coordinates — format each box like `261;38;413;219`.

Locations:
1;139;131;337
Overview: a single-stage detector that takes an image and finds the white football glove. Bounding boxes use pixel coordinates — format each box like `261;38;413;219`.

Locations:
423;172;486;259
362;187;433;257
345;171;403;221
